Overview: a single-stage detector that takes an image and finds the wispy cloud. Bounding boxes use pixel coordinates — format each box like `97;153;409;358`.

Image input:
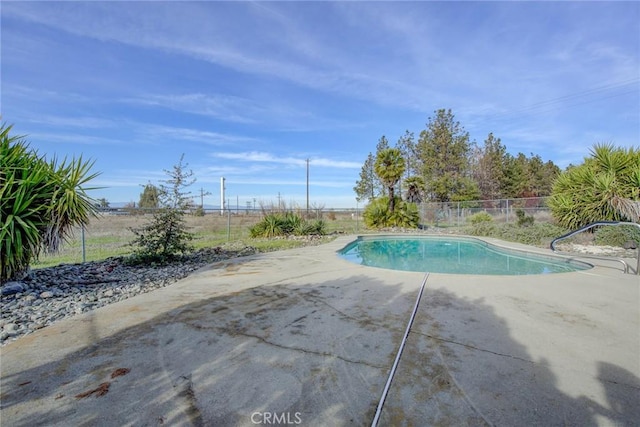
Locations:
141;124;261;146
26;132;125;146
125;93;261;124
212;152;360;169
22;115;116;129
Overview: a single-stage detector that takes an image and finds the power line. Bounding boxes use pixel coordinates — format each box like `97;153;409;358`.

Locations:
474;78;639;123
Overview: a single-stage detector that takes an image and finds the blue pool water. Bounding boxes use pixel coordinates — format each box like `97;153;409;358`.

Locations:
338;236;592;275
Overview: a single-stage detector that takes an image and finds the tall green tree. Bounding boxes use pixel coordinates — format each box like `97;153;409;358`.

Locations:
416;109;472;202
354;136;392;202
1;123;100;281
396;130;418;179
139;182;159;209
354;152;378;202
374;148;406;213
502;153;529;198
537;158;561;197
549;143;640;229
475;133;507;200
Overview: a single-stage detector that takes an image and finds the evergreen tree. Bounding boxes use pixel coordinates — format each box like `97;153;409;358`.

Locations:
416;109;472;202
354;152;378;202
129;155;196;263
396;130;418;178
376;135;390;154
354;136;393;202
476;133;507;200
502;153;529;198
139;182;159;209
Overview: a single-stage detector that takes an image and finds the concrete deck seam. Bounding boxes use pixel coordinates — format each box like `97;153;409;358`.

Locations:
372;273;430;427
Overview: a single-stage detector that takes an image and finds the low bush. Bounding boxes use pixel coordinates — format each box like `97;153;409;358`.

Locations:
468;221;567;246
594;224;640;248
516;209;535;227
467;211;493;225
468;221;498;237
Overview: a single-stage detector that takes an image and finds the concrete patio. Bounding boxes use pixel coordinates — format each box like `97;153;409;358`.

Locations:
1;236;638;426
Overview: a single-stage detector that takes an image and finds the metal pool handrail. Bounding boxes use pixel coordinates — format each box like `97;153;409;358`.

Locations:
550;221;640;275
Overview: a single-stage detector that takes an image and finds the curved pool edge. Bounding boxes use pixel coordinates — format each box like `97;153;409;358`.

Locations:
335;233;595;275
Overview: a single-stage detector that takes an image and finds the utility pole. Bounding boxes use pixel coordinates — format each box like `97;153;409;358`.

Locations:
199;187;211;209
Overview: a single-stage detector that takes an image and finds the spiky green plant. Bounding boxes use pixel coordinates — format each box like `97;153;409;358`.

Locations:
1;123;100;281
549;144;640;229
249;212;326;238
363;196;419;229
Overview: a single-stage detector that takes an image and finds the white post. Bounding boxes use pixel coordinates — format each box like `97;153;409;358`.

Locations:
220;177;225;216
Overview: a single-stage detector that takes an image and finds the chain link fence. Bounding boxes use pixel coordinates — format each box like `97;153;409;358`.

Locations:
33;208;363;267
33;198;554;267
419;197;552;227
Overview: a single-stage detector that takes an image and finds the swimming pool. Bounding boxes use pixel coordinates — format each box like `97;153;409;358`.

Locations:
338;236;592;275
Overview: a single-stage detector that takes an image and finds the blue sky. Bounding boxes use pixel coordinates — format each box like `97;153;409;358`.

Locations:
2;1;639;209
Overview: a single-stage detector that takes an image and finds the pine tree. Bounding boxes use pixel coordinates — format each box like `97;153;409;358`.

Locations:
476;133;507;200
354;152;378;202
416;109;472;202
129;155;195;263
138;182;159;209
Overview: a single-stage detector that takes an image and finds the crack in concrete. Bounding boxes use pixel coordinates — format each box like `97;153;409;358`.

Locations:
414;331;536;365
296;292;404;334
234;330;387;370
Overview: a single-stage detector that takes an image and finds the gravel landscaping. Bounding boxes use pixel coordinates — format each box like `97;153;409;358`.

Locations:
0;244;264;346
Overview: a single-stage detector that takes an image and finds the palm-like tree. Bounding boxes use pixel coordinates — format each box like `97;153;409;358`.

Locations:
404;176;426;203
1;123;100;281
374;148;406;213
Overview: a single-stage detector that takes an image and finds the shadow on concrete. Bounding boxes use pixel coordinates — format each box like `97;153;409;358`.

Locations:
380;287;640;426
1;277;638;426
0;274;416;426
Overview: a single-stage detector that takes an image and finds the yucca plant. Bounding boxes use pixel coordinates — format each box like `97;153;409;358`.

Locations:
249;211;326;238
1;123;100;281
549;144;640;229
309;219;327;235
249;213;284;238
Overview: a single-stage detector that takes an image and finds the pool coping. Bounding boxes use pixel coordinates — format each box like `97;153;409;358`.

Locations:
338;233;596;274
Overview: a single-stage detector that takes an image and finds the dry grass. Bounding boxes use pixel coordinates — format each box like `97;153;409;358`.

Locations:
33;211;361;268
